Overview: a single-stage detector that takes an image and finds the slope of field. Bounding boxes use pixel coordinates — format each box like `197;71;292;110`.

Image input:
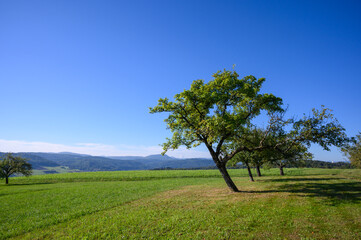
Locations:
1;169;360;239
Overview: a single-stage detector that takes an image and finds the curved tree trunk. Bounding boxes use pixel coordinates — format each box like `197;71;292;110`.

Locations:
256;165;262;177
217;164;239;192
246;163;254;182
279;166;284;176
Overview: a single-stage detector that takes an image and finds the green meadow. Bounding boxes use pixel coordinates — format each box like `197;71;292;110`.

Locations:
1;168;360;239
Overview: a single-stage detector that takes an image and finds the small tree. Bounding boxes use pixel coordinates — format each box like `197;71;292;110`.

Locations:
0;153;32;184
227;128;269;180
228;151;256;181
271;143;312;176
252;155;266;177
342;133;361;168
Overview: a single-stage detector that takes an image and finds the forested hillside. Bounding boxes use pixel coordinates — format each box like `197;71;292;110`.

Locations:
0;152;215;173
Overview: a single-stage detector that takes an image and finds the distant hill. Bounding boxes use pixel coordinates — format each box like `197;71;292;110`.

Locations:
0;152;215;174
143;154;175;160
0;152;351;175
108;154;175;161
0;152;60;169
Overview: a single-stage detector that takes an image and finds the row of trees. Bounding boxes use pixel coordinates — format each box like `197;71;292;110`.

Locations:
227;108;339;181
150;69;353;192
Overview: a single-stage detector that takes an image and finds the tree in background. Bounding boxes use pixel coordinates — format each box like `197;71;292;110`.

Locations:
150;69;283;192
228;107;349;177
264;107;349;175
228;151;256;182
0;153;32;184
342;133;361;168
227;128;270;180
252;154;266;177
270;143;312;176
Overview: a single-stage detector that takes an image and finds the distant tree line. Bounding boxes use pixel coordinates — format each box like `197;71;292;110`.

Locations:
152;159;352;171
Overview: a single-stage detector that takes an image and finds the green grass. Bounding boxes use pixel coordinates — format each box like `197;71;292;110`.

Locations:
32;166;80;175
1;168;360;239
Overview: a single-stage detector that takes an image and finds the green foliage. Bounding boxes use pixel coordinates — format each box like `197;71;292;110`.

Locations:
150;69;286;191
150;69;283;165
228;151;255;167
230;107;348;169
288;106;349;150
342;133;361;168
0;153;32;184
227;127;311;172
294;159;351;169
271;144;313;169
267;106;348;169
150;69;350;189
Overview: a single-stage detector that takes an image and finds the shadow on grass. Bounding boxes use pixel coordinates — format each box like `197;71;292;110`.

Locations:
244;180;361;206
3;182;54;186
260;177;343;182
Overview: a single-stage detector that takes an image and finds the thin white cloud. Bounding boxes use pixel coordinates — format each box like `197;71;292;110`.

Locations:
0;139;210;158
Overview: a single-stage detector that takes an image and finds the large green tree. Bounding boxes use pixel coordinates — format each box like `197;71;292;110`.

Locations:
0;153;32;184
150;70;283;192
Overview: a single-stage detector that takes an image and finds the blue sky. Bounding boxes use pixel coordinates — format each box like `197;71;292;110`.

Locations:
0;0;360;160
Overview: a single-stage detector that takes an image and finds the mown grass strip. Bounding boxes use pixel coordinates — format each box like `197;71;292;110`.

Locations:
8;168;358;185
0;178;219;239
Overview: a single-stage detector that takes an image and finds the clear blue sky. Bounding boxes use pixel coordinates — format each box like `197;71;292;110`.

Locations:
0;0;360;160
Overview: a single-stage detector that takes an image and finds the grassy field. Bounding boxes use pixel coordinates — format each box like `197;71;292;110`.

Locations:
32;166;81;175
1;168;360;239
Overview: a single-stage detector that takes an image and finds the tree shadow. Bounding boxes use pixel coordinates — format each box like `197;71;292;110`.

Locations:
243;180;361;206
0;182;54;186
260;177;344;182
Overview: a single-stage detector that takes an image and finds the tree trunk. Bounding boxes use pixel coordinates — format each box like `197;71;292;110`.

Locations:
256;165;261;177
280;166;284;176
217;164;239;192
246;163;254;182
5;176;8;184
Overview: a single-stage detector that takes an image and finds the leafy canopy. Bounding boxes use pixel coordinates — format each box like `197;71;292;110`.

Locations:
150;69;283;165
227;106;348;169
